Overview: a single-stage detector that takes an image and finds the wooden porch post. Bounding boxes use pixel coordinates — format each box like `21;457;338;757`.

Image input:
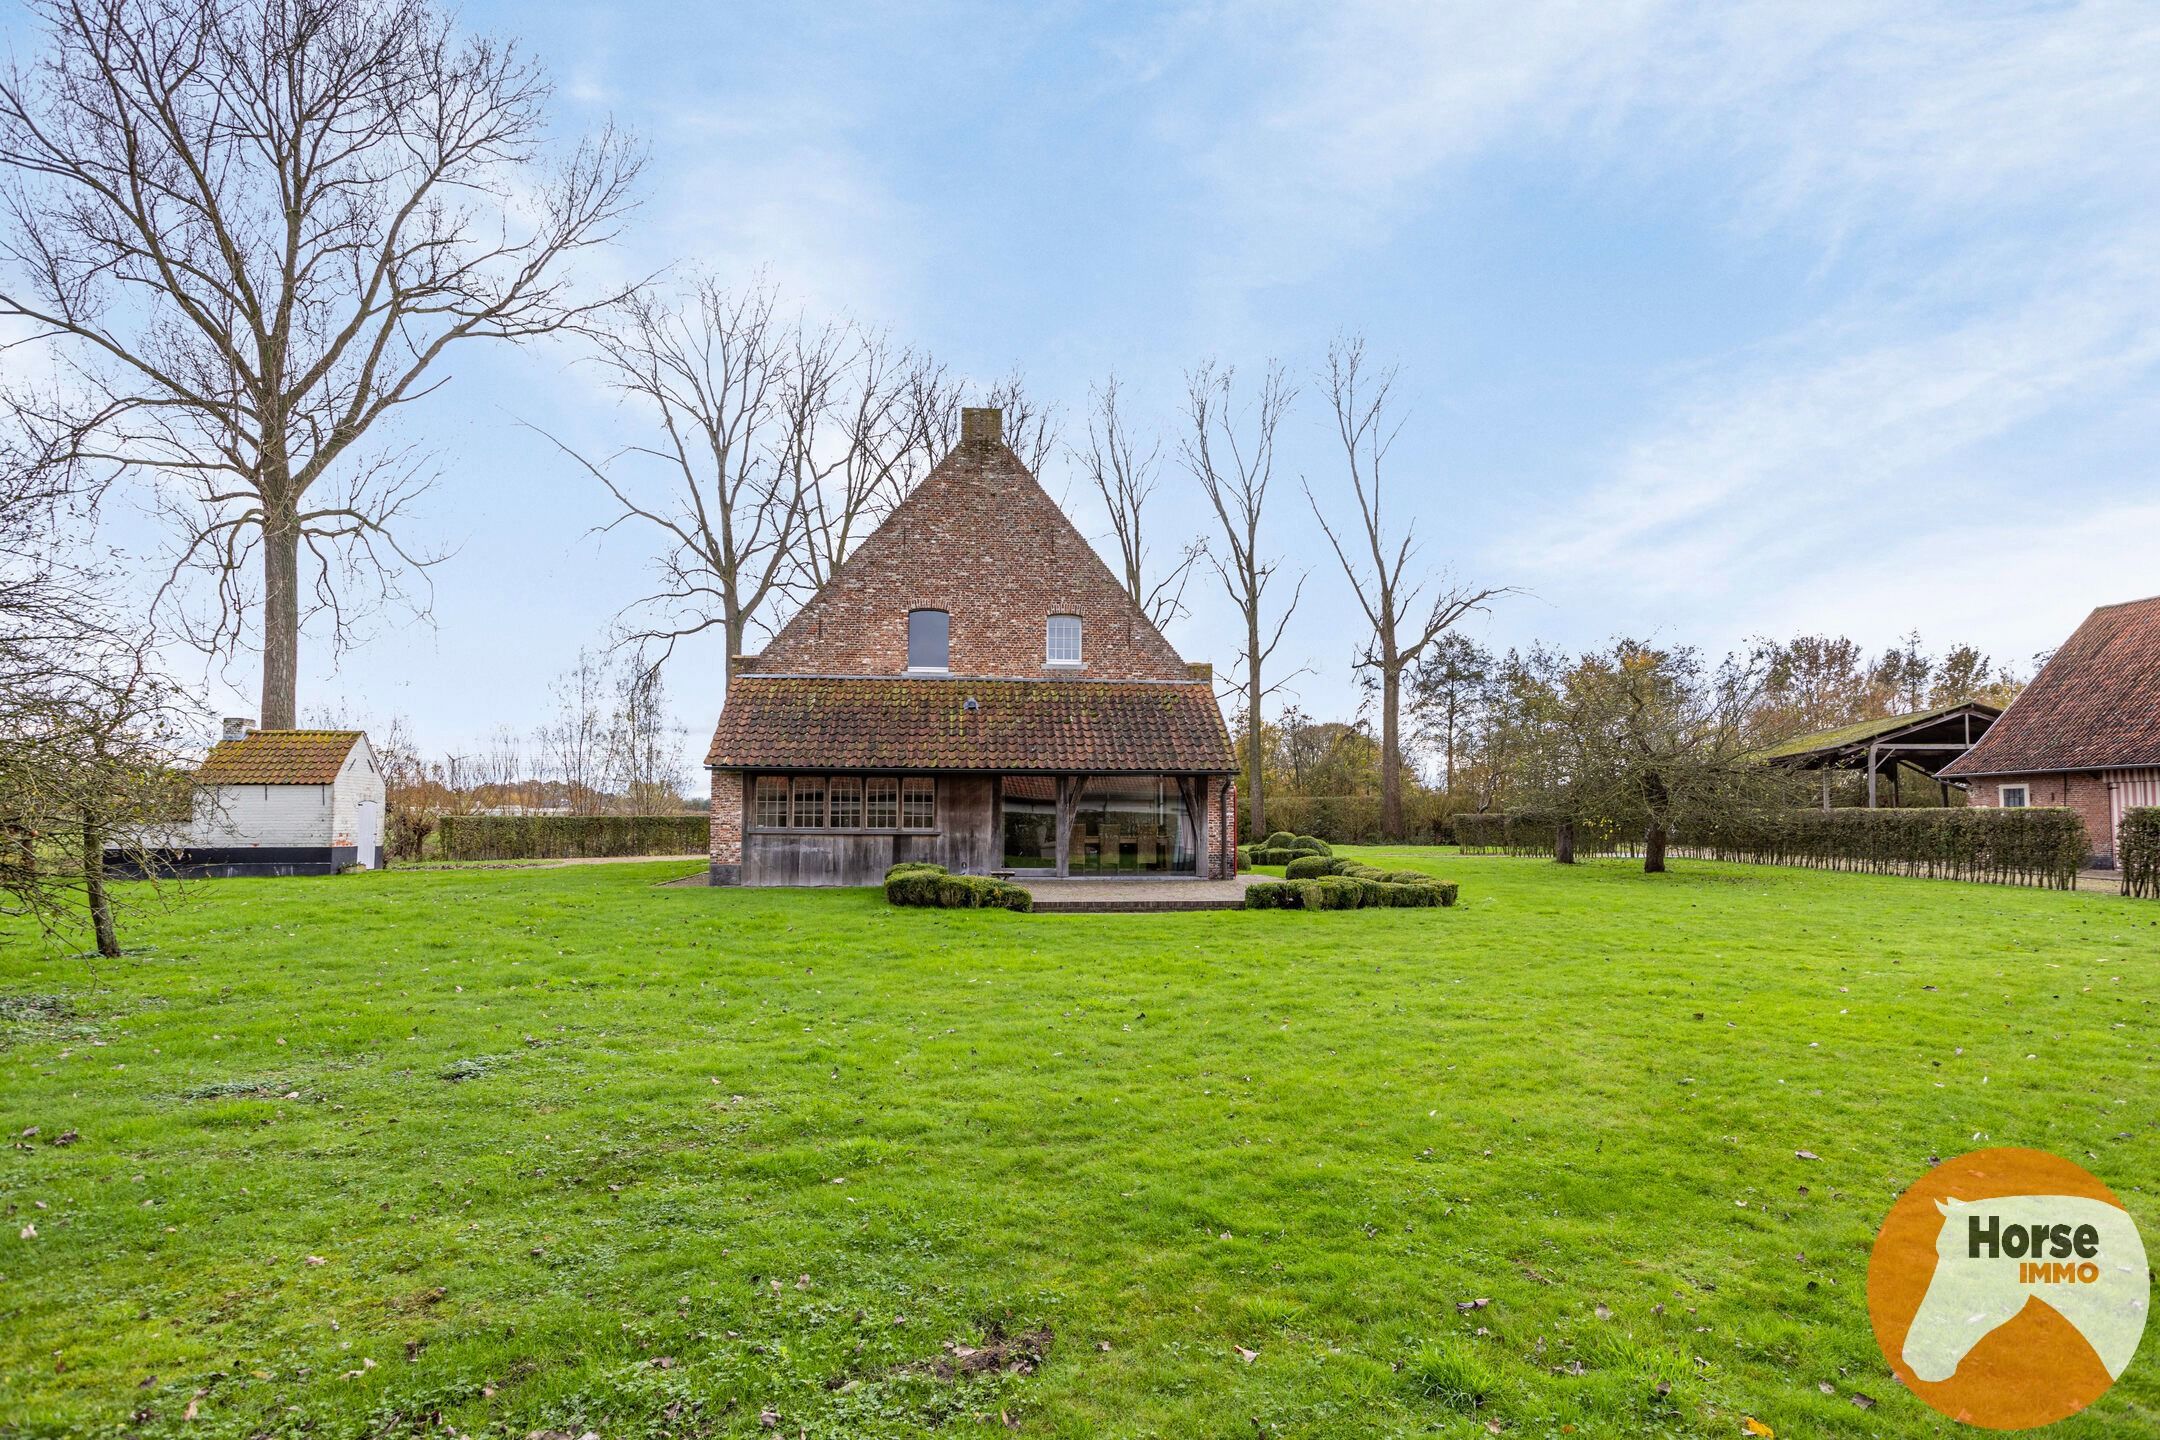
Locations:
1867;741;1881;809
1055;776;1079;877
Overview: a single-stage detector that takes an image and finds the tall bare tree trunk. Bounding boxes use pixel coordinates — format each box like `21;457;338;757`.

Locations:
80;813;117;957
261;499;300;729
1246;612;1265;840
1554;819;1576;865
1644;821;1668;874
1380;663;1403;840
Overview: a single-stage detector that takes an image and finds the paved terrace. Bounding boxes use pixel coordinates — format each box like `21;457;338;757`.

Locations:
1017;874;1261;912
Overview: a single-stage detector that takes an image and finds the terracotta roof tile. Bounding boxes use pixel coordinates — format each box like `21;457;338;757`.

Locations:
706;677;1235;773
1941;595;2160;776
195;730;361;785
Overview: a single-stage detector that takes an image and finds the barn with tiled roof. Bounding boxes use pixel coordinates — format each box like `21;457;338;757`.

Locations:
706;407;1238;886
1942;593;2160;865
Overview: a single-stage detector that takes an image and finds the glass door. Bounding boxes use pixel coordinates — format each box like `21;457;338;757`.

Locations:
999;776;1059;871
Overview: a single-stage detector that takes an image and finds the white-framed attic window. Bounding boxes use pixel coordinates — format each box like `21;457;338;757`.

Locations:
1998;784;2029;808
1045;614;1082;666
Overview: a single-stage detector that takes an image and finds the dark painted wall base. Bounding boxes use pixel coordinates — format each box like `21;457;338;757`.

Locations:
710;862;743;887
105;845;381;879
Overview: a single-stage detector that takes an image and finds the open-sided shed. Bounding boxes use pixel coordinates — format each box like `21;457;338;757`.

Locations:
1763;702;2002;808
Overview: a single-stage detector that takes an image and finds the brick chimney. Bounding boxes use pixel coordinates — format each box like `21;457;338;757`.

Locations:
221;716;255;743
960;406;1002;450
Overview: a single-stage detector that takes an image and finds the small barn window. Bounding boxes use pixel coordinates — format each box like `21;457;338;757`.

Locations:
828;776;862;828
865;777;899;828
791;776;827;827
908;609;949;670
1999;784;2029;808
754;776;788;827
901;777;935;829
1046;614;1082;665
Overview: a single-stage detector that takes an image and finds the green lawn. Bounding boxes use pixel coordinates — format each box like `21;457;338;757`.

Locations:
3;853;2156;1438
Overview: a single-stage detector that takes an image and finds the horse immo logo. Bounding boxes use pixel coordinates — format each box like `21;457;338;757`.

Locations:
1868;1148;2150;1429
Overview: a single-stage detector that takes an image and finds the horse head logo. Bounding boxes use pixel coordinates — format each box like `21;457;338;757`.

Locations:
1902;1193;2149;1385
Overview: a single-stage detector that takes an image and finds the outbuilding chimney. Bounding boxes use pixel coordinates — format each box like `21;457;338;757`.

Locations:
960;406;1002;449
221;716;255;743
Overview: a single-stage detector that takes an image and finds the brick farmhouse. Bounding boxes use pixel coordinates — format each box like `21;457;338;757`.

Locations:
1943;593;2160;866
704;408;1238;886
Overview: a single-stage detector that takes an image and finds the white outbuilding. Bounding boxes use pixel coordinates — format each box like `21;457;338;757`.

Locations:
147;719;387;876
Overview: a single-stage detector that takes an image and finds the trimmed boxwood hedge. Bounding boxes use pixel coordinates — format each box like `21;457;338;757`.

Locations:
1284;854;1335;879
2121;807;2160;899
1245;870;1459;910
883;862;1031;912
435;814;709;860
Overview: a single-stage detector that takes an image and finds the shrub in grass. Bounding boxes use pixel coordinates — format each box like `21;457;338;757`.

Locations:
1245;875;1458;910
1235;845;1254;867
1292;834;1332;856
2121;808;2160;899
1247;846;1303;866
885;863;1031;911
1284;854;1336;879
1262;830;1298;850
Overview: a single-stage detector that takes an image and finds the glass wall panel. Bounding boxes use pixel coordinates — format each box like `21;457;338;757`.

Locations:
1069;776;1194;874
1000;776;1059;870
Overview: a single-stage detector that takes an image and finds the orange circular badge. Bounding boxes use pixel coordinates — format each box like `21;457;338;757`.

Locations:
1868;1148;2150;1429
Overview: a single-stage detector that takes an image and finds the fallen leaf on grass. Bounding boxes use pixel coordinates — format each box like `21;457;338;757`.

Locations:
1743;1419;1775;1438
1795;1151;1819;1161
1234;1346;1259;1364
1457;1298;1490;1313
1594;1304;1612;1321
1850;1393;1876;1410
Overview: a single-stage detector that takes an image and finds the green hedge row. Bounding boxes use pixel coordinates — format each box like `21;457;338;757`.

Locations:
1255;795;1459;845
434;814;709;860
883;862;1032;912
1246;874;1459;910
1683;806;2088;889
1452;811;1637;857
2119;808;2160;899
1246;855;1459;911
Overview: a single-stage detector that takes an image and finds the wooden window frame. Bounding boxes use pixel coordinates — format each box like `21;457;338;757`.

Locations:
864;777;898;829
746;774;932;834
901;777;936;830
828;776;863;828
790;775;827;828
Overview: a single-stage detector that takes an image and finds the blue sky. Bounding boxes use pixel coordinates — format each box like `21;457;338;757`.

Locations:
26;1;2160;777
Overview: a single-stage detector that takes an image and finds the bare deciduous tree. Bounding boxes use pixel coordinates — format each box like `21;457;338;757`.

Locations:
1306;337;1508;841
0;0;643;728
1;451;194;955
1076;374;1202;630
1179;359;1300;840
788;327;954;594
557;279;802;666
538;648;612;815
919;368;1060;475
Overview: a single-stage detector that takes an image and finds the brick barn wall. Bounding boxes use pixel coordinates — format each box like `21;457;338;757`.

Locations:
1964;772;2117;861
709;770;743;882
746;434;1195;683
1206;779;1239;879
